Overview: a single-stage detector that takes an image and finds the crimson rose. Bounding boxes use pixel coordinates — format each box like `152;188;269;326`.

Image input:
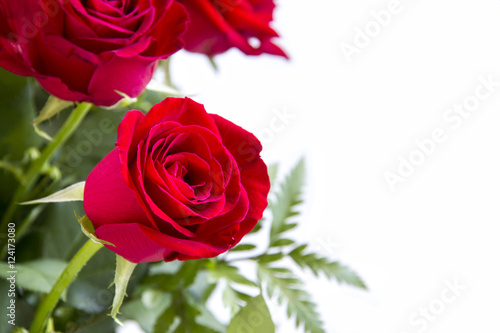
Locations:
177;0;287;58
83;97;270;263
0;0;187;106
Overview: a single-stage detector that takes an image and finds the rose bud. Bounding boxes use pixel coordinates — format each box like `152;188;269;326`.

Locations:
83;97;270;263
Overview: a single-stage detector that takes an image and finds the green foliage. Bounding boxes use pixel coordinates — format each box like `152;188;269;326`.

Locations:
0;69;39;161
142;260;204;292
133;260;226;333
32;95;73;141
35;201;86;260
0;278;34;333
210;263;257;288
152;290;222;333
0;69;41;222
153;304;177;333
121;292;172;333
257;264;324;333
227;295;274;333
289;245;367;289
267;163;279;189
54;106;127;183
218;158;366;333
269;158;305;246
0;259;66;294
230;244;257;252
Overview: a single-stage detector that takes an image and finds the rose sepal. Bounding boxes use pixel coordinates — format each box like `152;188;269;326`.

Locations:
109;254;138;325
101;91;138;110
20;181;86;205
77;214;115;247
33;96;73;141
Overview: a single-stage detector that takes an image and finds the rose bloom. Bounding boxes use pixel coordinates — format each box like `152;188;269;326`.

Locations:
0;1;187;106
83;97;270;263
177;0;287;58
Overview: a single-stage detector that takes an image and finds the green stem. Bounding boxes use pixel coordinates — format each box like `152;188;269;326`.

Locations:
162;57;177;89
0;102;92;249
29;239;103;333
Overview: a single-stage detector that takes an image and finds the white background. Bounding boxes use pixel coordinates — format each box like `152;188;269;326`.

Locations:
126;0;500;332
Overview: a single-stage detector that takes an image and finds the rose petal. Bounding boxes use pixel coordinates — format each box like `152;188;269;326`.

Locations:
196;184;249;236
143;1;188;57
179;0;287;57
211;114;270;223
35;75;90;104
231;158;269;242
224;6;278;38
87;54;158;106
84;148;151;230
86;0;126;17
65;0;138;38
70;34;151;56
34;35;98;94
133;98;221;147
95;222;228;263
116;109;145;186
131;141;197;237
179;0;256;55
95;223;172;263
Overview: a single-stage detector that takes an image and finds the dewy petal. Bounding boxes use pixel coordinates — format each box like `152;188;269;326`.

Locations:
84;148;151;230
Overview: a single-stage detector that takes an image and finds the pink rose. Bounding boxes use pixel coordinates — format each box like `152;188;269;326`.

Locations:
177;0;287;58
0;0;187;106
83;97;270;263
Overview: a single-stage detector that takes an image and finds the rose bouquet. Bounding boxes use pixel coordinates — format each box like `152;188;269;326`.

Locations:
0;1;365;332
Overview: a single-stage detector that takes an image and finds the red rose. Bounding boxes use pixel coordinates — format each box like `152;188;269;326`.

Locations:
0;0;187;106
177;0;287;58
83;97;270;263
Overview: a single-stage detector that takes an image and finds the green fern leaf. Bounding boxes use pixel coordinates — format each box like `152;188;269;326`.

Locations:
257;264;325;333
210;263;257;288
270;158;306;242
289;245;367;289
